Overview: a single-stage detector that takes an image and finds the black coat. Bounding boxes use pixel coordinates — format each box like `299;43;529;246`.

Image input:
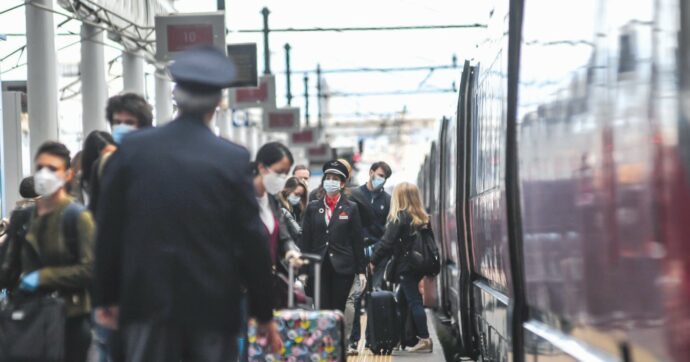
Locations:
372;211;416;279
93;117;274;332
301;194;366;275
266;194;299;265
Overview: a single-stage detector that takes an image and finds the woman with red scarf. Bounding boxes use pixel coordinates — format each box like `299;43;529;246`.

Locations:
301;160;366;312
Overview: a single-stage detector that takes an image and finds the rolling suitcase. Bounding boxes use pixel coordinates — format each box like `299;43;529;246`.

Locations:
366;289;400;355
248;254;346;362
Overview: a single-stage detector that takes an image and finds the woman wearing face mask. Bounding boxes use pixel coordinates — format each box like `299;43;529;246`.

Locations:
277;177;308;245
252;142;303;307
301;160;366;312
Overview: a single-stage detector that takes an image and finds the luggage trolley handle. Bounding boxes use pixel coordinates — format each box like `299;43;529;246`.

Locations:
287;253;323;309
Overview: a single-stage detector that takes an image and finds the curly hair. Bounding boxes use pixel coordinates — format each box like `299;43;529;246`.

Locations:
106;93;153;128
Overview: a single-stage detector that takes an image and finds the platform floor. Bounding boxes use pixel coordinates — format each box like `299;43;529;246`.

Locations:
347;310;446;362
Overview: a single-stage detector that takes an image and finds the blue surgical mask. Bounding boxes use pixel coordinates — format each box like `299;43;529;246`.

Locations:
323;180;341;195
372;176;386;190
288;194;301;206
112;124;136;144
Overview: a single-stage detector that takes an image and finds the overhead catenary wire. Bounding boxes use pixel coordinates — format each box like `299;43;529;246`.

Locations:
235;24;486;33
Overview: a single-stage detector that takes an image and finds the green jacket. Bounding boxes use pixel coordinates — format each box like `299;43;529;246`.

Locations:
21;198;95;317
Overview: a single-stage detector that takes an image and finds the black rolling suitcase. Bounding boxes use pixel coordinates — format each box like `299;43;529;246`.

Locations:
366;289;400;355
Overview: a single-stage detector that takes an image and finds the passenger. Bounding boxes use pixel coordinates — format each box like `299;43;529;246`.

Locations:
80;131;116;214
371;182;433;353
292;164;311;184
277;176;309;243
105;92;153;144
93;46;281;361
308;158;352;202
251;142;303;306
346;161;393;354
67;151;84;203
86;93;152;215
0;141;95;361
301;160;366;312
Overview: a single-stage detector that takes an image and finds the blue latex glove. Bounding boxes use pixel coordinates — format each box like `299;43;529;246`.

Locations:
19;271;40;291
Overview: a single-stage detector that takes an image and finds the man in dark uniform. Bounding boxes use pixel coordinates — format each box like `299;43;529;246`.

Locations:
93;46;281;361
346;161;392;353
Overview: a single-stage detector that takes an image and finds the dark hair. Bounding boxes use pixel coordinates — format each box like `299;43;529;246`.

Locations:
19;176;38;199
256;142;294;169
370;161;392;178
35;141;71;170
249;161;260;177
106;93;153;128
81;131;115;184
292;164;309;175
279;176;308;211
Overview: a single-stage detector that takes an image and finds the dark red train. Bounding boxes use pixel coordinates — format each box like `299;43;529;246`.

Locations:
418;0;690;360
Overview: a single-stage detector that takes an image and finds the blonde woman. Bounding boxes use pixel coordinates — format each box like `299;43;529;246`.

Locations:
371;182;433;353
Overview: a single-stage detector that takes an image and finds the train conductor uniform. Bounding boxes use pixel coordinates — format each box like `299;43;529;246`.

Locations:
93;46;276;361
301;160;366;312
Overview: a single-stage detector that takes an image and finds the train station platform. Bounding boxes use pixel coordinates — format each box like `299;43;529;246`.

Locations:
347;310;447;362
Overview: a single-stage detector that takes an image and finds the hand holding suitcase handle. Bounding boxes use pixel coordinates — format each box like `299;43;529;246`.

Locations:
288;253;323;309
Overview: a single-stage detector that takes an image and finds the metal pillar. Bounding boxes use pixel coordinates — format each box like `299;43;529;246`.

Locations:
26;0;59;159
2;92;25;216
154;69;172;125
316;64;322;127
304;74;310;126
284;43;292;105
122;51;145;95
81;24;107;135
261;7;271;75
217;108;231;139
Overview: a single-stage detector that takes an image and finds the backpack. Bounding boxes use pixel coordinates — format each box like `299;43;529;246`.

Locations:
0;203;84;289
407;224;441;277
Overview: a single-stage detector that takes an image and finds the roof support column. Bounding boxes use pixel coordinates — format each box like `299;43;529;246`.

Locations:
154;69;172;125
25;0;59;158
122;51;145;95
81;23;107;134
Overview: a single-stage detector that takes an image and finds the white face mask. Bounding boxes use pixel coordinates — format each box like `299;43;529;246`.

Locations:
263;169;287;195
34;168;65;197
323;179;342;195
288;194;301;206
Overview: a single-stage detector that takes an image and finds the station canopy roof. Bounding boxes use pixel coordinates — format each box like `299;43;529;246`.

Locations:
56;0;176;60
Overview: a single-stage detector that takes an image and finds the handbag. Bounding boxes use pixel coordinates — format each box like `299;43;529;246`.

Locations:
0;292;67;362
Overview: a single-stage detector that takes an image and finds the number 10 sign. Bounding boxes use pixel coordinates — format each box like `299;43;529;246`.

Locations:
155;12;226;62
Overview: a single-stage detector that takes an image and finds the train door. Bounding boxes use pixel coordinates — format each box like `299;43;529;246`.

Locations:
455;61;479;358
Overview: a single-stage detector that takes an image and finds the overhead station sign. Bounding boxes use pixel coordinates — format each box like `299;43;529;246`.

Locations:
289;127;320;147
229;75;276;110
227;43;258;88
307;144;332;163
155;12;226;61
263;107;300;132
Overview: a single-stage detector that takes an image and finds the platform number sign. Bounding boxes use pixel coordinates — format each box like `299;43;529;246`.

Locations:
155;12;226;62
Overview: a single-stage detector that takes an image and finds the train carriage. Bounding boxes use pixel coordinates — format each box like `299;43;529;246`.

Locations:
419;0;690;360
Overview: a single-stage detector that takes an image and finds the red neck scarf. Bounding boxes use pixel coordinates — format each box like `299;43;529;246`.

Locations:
324;193;341;223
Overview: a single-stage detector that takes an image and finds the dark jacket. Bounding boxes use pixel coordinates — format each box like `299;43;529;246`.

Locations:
301;193;366;275
93;116;274;332
279;206;302;246
351;184;391;245
372;211;417;279
266;194;300;263
0;199;95;317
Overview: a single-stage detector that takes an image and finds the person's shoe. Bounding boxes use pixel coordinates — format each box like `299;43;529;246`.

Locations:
347;343;359;356
408;338;433;353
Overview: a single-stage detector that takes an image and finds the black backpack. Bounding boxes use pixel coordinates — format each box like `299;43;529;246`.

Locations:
406;224;441;277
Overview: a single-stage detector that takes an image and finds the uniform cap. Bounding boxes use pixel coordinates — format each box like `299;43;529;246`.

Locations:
168;45;236;93
322;160;349;180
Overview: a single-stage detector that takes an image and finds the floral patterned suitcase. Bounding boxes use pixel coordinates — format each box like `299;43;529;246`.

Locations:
247;310;345;361
247;254;346;362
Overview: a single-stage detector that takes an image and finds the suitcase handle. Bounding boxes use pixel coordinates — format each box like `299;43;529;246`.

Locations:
288;253;323;309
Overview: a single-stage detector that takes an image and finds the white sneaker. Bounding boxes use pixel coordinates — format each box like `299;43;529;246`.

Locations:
407;338;433;353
